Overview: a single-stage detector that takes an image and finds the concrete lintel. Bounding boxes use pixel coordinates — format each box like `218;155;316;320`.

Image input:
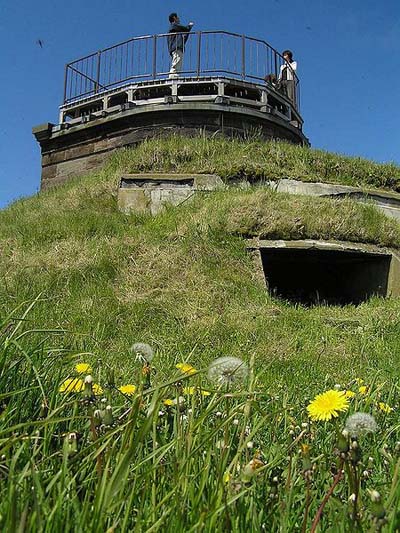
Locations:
120;173;223;190
247;238;392;256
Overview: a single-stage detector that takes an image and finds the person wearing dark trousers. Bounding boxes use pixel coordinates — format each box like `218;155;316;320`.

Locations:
278;50;297;105
167;13;194;78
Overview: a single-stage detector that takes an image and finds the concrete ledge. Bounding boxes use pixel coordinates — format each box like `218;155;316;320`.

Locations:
263;178;400;221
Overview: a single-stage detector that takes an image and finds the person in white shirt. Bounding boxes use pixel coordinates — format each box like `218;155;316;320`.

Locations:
278;50;297;104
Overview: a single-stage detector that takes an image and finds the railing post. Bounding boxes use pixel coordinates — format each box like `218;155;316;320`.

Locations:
274;51;278;78
63;64;68;104
196;32;202;77
241;35;245;79
152;35;157;79
95;51;101;93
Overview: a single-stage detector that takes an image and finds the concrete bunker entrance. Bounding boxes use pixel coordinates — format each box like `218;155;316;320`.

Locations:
258;243;392;306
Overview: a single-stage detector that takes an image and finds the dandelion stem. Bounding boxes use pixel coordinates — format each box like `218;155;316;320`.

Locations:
88;407;103;477
301;476;311;533
310;459;344;533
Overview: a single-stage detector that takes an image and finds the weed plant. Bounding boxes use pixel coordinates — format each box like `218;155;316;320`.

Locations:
0;313;399;531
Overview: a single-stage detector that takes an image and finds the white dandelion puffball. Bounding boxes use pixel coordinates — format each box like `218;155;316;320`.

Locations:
207;356;248;388
131;342;154;363
344;412;377;437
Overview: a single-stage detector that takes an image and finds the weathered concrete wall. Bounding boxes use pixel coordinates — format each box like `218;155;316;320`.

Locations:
118;173;223;215
33;102;308;190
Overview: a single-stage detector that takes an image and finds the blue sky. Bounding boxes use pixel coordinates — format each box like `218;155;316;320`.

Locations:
0;0;399;208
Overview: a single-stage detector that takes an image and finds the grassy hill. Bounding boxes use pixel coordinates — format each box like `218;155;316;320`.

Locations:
1;137;400;531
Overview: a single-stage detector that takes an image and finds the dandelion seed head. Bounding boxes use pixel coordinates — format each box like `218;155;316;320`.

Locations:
131;342;154;363
344;412;378;437
370;490;381;502
103;405;114;425
207;356;248;388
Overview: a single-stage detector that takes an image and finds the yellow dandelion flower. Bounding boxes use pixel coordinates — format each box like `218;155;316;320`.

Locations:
355;378;364;385
301;443;310;454
163;399;174;406
176;363;197;375
75;363;92;374
223;471;231;483
118;384;137;396
92;383;103;396
359;385;368;395
345;390;356;399
307;390;349;421
378;402;393;414
182;387;211;396
59;378;84;393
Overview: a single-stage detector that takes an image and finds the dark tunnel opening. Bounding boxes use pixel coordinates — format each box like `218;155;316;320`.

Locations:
259;247;391;306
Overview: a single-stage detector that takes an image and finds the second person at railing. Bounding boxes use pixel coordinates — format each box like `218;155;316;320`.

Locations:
168;13;194;79
278;50;297;104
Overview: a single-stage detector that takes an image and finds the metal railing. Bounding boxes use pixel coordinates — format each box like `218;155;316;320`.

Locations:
63;30;300;109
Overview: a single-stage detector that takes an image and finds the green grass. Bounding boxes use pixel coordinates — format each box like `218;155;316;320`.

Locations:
1;137;400;530
0;319;399;531
1;178;400;383
102;136;400;191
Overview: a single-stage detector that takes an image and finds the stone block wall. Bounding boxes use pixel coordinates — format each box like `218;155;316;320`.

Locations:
33;102;308;190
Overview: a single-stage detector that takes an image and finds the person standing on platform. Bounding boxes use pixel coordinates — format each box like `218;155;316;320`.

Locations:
278;50;297;104
168;13;194;78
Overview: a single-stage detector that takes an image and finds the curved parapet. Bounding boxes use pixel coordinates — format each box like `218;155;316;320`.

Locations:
33;31;308;189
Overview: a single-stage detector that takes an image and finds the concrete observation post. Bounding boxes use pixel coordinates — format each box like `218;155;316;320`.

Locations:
33;30;308;190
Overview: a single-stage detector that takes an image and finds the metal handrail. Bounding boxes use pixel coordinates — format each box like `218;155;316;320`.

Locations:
63;30;300;109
